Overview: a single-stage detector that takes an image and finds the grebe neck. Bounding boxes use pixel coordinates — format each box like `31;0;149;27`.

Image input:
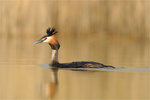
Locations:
51;49;59;64
48;38;60;65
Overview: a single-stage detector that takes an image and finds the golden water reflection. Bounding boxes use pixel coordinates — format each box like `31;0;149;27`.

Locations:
1;64;149;100
0;38;150;100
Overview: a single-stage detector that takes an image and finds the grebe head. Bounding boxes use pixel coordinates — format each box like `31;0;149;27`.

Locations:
33;27;60;49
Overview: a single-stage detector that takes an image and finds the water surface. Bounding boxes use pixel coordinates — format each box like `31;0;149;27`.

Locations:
0;38;150;100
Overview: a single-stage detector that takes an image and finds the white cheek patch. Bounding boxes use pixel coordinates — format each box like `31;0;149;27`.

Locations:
43;37;51;43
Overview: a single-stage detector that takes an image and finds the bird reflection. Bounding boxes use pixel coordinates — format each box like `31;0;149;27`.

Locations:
49;66;58;99
44;64;115;100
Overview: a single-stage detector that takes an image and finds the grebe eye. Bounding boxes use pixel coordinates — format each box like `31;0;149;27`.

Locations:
42;37;47;40
43;37;47;40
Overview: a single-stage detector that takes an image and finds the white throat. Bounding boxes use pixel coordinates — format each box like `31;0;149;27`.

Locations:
51;49;58;64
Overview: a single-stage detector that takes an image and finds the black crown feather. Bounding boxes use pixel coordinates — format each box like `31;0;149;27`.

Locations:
46;27;57;36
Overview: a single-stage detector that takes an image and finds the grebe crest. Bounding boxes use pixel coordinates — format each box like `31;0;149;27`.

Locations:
33;27;60;50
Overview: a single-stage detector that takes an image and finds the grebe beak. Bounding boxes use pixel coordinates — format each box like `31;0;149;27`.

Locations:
33;39;44;44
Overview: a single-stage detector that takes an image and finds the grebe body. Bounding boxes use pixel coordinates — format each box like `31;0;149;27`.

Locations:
52;61;114;68
33;27;114;68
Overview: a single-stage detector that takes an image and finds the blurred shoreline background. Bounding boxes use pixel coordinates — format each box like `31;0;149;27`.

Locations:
1;0;150;39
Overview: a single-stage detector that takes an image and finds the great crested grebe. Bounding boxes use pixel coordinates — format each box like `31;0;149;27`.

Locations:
33;27;115;68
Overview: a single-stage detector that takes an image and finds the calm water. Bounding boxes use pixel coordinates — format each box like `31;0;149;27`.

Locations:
0;38;150;100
